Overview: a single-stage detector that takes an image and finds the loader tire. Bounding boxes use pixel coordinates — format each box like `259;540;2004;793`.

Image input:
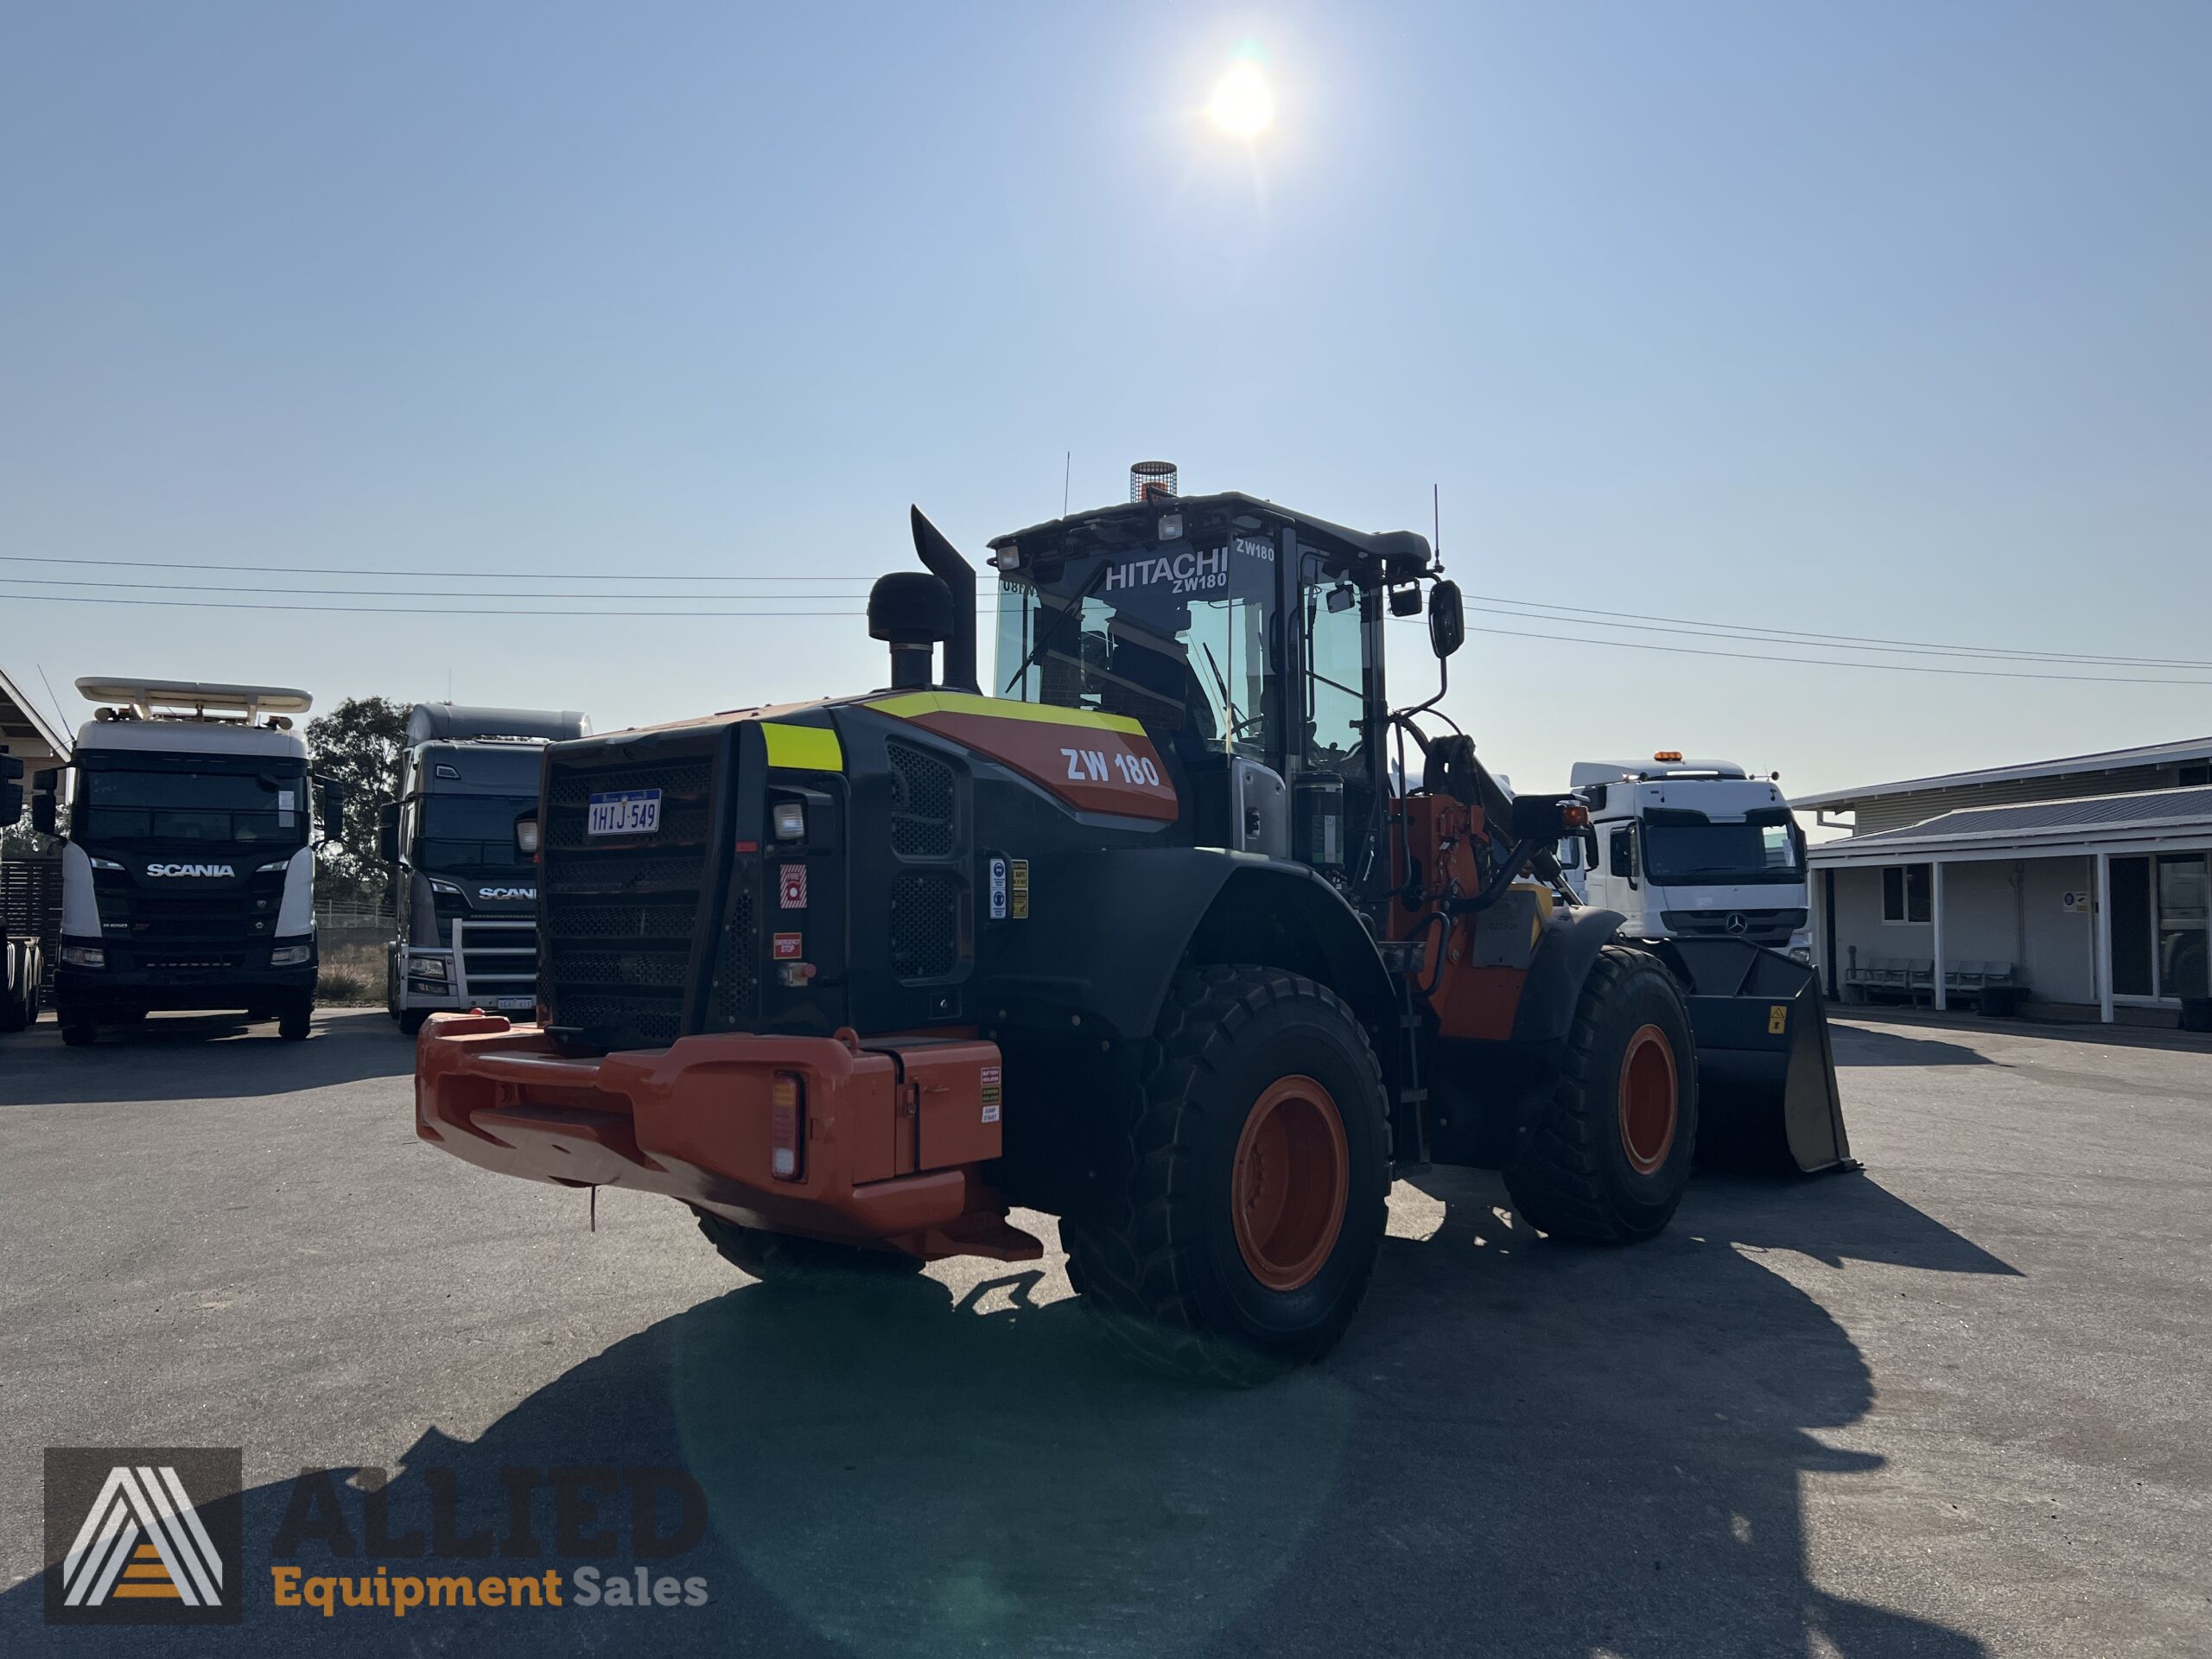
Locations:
694;1210;926;1281
1504;944;1697;1243
1058;964;1391;1387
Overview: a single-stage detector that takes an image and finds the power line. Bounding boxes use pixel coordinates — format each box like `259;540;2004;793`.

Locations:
9;549;2201;672
1465;593;2212;671
1453;621;2212;687
0;552;875;582
4;587;2207;685
0;576;876;601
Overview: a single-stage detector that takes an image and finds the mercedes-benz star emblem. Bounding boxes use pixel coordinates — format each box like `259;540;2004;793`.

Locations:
1726;912;1748;936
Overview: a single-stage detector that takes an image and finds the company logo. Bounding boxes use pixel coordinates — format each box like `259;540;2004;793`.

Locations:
476;887;536;901
1726;912;1749;936
1102;546;1228;596
146;863;235;879
45;1447;242;1625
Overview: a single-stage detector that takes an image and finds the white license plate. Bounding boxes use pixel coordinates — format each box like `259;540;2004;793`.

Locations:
587;788;661;836
496;995;535;1012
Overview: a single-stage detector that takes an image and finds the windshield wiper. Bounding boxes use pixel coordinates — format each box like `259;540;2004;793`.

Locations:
1003;563;1109;694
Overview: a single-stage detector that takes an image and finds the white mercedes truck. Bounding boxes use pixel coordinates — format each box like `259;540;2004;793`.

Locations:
380;703;588;1035
54;679;345;1045
1556;753;1813;962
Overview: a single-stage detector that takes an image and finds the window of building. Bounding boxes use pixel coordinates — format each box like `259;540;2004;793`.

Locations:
2112;852;2210;1000
1881;864;1931;924
2179;763;2211;788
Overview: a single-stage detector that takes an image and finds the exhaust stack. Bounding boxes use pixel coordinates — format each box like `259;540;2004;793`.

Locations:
1129;460;1178;503
908;507;979;692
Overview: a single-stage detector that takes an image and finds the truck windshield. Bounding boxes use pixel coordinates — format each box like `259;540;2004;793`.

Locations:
993;532;1278;760
419;796;537;871
77;766;308;848
1643;822;1803;885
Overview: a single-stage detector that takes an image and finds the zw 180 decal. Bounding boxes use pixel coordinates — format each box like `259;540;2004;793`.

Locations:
1062;747;1161;787
147;863;237;878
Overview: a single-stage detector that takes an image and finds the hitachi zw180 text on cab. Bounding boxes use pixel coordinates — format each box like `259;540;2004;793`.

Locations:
416;467;1852;1380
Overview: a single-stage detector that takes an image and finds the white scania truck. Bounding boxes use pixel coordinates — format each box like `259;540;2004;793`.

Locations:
54;679;345;1045
380;703;588;1035
1555;753;1812;963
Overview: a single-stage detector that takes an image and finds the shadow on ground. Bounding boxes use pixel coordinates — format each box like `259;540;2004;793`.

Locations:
1828;1023;1997;1070
3;1168;2012;1658
0;1009;411;1105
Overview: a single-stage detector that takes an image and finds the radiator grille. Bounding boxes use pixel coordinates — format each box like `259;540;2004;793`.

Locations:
705;885;759;1029
887;741;955;860
889;869;960;981
539;740;718;1049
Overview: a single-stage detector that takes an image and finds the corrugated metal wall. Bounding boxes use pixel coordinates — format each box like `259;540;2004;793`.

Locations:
1850;762;2200;836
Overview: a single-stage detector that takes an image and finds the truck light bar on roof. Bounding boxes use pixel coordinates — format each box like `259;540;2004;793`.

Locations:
74;677;314;723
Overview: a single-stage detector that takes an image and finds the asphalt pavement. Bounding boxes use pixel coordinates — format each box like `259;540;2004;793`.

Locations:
1;1007;2207;1656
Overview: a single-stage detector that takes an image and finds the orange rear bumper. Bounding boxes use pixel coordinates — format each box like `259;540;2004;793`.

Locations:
414;1014;1039;1262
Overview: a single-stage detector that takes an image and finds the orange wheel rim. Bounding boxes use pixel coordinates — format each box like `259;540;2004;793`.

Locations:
1230;1074;1350;1293
1618;1023;1678;1175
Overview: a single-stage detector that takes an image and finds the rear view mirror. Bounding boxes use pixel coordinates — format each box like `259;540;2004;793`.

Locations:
30;768;59;836
1609;825;1637;882
1427;580;1465;658
316;776;347;844
377;801;401;865
515;812;541;856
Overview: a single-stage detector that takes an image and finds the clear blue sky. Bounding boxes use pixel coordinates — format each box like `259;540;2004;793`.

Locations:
3;2;2207;798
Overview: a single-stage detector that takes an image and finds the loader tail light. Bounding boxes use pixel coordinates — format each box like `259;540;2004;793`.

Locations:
770;1073;804;1181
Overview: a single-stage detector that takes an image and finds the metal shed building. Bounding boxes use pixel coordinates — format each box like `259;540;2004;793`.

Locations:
1796;738;2212;1026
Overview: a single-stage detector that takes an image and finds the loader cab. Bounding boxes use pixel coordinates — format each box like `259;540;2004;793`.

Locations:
988;490;1424;884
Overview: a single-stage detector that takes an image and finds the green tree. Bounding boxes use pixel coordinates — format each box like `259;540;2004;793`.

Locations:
307;695;409;912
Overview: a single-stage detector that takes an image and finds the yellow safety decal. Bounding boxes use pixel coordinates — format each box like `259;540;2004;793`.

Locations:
1768;1004;1789;1035
760;721;843;772
868;690;1146;737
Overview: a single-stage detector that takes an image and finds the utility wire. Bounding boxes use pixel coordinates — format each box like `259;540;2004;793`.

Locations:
6;549;2203;672
1465;593;2212;671
3;588;2207;685
0;552;877;582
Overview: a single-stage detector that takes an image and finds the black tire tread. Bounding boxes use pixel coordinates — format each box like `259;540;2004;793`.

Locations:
1503;944;1693;1243
1058;963;1389;1386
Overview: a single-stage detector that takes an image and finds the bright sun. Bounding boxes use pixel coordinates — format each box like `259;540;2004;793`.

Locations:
1207;60;1274;138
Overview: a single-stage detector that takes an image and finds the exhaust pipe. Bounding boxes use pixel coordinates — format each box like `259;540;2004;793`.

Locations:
909;506;978;692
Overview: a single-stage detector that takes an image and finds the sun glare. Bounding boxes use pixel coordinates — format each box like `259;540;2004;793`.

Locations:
1207;60;1274;138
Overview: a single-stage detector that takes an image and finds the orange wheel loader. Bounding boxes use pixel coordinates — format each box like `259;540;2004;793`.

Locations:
416;469;1851;1382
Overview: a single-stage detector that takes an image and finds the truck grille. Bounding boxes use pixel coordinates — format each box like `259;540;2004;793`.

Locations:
540;741;720;1048
1661;907;1808;946
454;918;538;1004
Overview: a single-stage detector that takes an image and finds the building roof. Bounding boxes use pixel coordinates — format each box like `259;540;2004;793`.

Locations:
1807;784;2212;866
1792;734;2212;812
0;661;69;767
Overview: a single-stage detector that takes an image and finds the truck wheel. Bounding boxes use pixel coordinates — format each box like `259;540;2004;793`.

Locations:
1503;944;1698;1243
694;1210;926;1280
277;997;313;1041
398;1009;429;1037
1058;964;1390;1386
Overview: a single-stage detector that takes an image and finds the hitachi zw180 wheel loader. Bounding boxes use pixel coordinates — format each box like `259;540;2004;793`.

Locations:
415;467;1852;1382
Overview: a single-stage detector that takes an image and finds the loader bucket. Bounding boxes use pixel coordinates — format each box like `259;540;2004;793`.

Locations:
1664;939;1858;1174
